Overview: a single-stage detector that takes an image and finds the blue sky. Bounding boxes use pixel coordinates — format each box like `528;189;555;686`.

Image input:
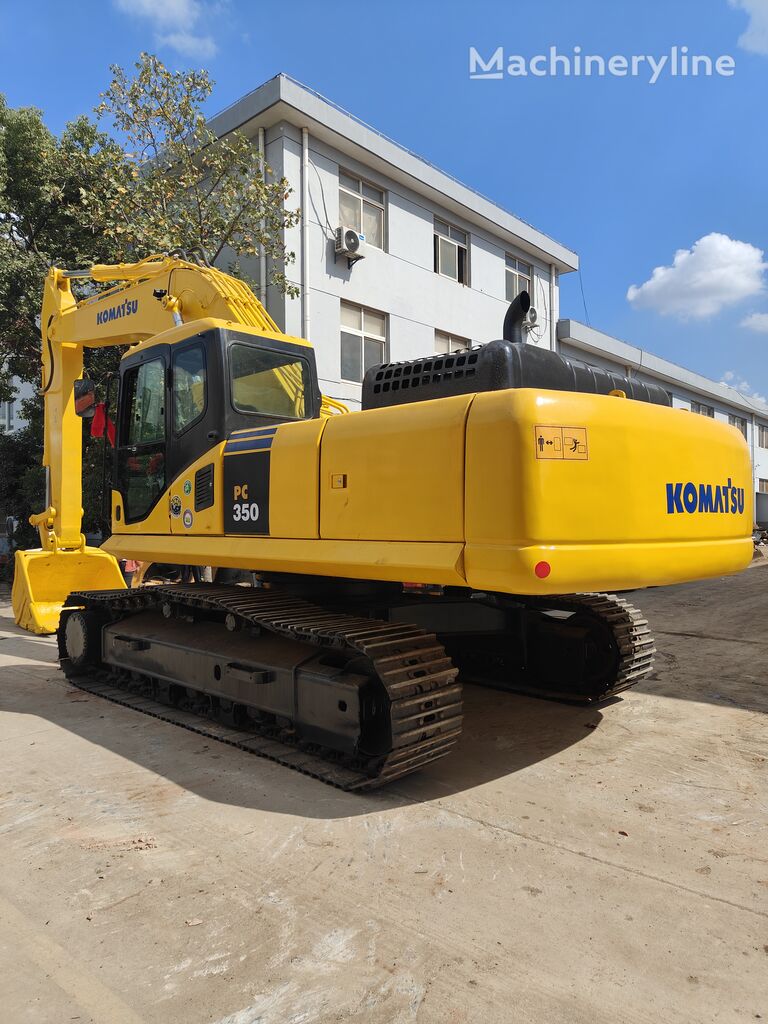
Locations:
2;0;767;401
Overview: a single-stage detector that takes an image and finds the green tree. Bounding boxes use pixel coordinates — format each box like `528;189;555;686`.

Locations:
84;52;300;288
0;423;45;570
0;101;120;396
1;52;300;398
0;53;300;544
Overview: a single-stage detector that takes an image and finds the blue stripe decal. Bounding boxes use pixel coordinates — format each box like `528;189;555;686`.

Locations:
230;426;278;440
224;438;274;454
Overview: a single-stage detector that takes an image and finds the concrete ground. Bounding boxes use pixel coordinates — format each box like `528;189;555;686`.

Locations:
0;569;766;1024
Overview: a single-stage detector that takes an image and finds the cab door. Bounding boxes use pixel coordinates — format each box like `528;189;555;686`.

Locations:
167;336;218;534
115;346;170;528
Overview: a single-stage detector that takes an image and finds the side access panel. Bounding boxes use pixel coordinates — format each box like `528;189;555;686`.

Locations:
222;419;325;539
319;395;473;542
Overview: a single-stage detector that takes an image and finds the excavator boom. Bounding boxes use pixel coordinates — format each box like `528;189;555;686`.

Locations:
13;255;346;633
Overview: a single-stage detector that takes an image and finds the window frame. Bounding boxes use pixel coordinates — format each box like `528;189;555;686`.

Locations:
340;301;388;384
117;352;168;525
434;218;469;285
691;400;715;418
123;355;167;448
435;330;471;355
728;413;748;438
505;254;533;302
759;478;768;494
172;341;208;438
338;170;386;250
758;425;768;449
228;340;313;422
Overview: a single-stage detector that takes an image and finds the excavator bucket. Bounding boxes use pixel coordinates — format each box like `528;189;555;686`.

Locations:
11;547;126;635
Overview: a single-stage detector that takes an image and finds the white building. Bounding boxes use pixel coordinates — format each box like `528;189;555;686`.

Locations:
0;379;34;434
222;75;768;510
209;75;574;397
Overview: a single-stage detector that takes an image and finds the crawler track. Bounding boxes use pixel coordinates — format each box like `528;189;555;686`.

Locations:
57;586;654;789
59;585;463;791
452;592;656;703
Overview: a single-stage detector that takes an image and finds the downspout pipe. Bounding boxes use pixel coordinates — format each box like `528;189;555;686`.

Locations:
258;127;267;307
502;290;531;345
751;412;757;508
549;263;557;353
301;127;310;341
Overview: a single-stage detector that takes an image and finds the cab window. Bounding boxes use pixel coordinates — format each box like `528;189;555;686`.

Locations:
126;359;165;445
173;344;206;434
120;357;165;522
230;343;308;420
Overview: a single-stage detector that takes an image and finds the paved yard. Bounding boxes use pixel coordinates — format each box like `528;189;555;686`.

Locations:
0;568;766;1023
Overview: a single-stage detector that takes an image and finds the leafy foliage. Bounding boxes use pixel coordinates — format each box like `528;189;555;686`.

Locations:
0;101;121;396
0;421;45;560
0;53;299;544
85;53;300;286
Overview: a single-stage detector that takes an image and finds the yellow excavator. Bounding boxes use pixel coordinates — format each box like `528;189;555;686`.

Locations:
12;253;753;789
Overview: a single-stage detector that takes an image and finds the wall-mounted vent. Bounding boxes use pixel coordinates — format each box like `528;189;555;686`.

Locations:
194;464;214;511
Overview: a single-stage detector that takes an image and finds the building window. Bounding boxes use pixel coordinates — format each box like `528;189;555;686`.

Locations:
435;330;470;354
759;479;768;494
434;219;468;284
505;255;533;301
758;425;768;448
340;302;387;383
728;414;748;438
666;391;675;406
338;171;385;249
691;400;714;418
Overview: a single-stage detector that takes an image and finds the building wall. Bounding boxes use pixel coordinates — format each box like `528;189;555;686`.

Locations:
559;340;768;498
268;124;558;409
0;378;35;434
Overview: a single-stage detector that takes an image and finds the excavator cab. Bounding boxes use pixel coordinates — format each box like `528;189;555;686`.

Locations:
113;326;321;527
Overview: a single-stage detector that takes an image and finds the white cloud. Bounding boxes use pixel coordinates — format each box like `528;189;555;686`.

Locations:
157;31;218;59
719;370;766;404
729;0;768;56
113;0;218;59
627;233;767;319
741;311;768;332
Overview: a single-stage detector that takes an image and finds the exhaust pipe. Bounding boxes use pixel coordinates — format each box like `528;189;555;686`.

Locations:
502;290;531;345
362;287;672;410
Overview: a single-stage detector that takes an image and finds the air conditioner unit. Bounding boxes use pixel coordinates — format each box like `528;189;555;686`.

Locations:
335;226;366;264
523;306;539;330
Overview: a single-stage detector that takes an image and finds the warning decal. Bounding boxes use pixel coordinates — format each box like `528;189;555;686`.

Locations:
534;425;588;461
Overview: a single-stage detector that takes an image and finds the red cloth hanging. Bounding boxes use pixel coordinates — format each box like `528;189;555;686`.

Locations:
90;402;116;447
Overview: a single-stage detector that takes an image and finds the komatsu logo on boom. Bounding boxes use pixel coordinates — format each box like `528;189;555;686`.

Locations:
96;299;138;325
666;479;745;515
